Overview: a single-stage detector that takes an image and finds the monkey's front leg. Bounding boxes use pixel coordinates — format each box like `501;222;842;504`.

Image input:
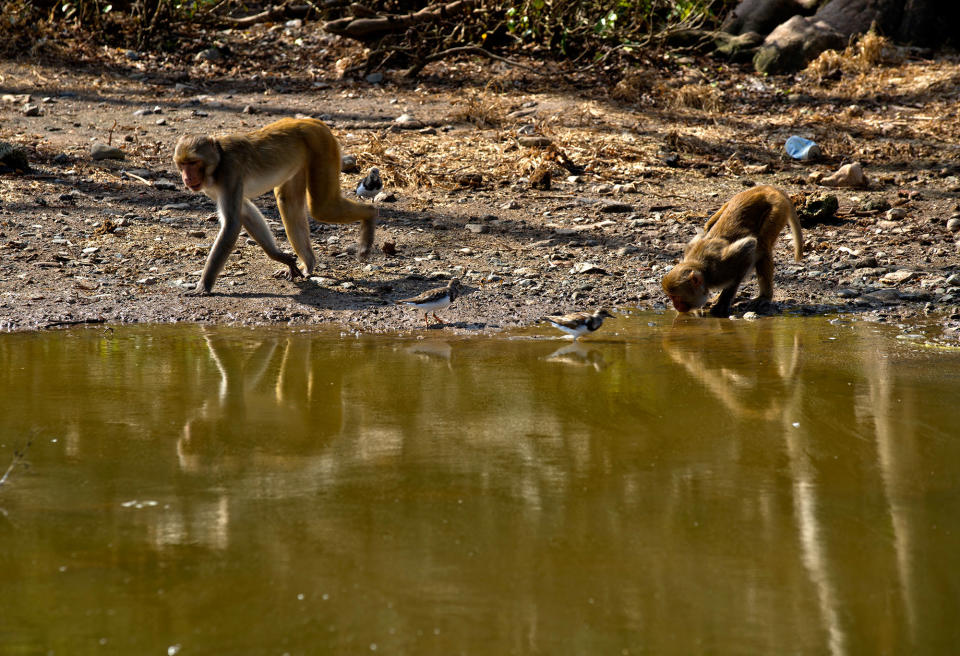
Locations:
186;215;243;296
240;200;304;281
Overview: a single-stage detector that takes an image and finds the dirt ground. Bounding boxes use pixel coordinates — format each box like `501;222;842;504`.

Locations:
1;28;959;341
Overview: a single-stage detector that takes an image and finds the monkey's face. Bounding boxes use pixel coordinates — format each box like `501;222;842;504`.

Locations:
177;160;207;192
173;135;220;192
661;265;708;312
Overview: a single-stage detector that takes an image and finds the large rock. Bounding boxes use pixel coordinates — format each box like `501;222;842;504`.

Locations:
722;0;818;36
754;15;845;74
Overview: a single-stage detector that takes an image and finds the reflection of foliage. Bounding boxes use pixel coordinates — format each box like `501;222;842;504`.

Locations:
0;441;31;490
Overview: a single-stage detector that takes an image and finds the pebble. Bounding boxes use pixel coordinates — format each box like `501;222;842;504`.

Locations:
91;143;125;161
501;200;520;210
881;270;915;284
196;48;223;62
365;72;384;84
394;114;423;129
947;218;960;233
886;207;908;220
570;262;607;275
862;288;901;303
600;202;633;213
836;288;859;298
22;104;41;116
341;154;358;172
465;223;488;234
518;136;551;148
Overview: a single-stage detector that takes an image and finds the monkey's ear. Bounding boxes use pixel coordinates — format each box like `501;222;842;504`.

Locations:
689;270;705;291
723;236;757;260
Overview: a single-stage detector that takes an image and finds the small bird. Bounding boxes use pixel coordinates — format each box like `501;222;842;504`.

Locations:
396;278;461;326
356;167;382;201
542;308;614;340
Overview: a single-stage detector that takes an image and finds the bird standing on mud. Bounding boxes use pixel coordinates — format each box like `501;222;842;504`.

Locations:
542;308;614;340
396;278;461;326
356;167;382;201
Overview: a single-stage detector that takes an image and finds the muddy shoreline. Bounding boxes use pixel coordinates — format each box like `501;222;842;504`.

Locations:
2;51;959;342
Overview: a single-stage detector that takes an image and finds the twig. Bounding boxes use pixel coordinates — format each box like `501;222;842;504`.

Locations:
0;441;31;489
122;170;153;186
406;46;557;79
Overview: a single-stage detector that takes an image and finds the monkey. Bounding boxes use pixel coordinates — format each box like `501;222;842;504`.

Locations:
661;185;802;317
173;117;377;295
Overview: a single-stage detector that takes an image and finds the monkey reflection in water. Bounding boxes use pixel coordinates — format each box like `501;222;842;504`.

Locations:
662;315;802;422
178;329;345;472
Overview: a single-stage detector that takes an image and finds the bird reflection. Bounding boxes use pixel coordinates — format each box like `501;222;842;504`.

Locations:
405;339;453;369
544;342;608;371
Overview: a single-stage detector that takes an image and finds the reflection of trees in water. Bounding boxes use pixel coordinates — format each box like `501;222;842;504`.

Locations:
1;322;958;653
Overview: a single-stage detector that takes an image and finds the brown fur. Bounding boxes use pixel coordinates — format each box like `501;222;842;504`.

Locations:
173;118;377;295
661;185;802;317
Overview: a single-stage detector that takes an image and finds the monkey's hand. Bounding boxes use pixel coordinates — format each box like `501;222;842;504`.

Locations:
272;256;305;281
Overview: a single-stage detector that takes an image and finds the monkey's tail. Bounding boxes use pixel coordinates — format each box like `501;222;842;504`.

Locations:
787;204;803;262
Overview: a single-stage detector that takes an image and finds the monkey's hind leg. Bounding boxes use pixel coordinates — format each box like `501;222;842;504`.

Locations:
304;158;377;259
240;200;303;281
274;172;317;276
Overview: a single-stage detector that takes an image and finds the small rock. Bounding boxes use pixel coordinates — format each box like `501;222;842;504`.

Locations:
91;143;125;161
341;154;358;172
518;136;552;148
616;246;639;256
365;72;384;84
22;104;41;117
862;288;901;303
195;48;223;62
946;273;960;286
381;242;397;256
881;270;915;285
860;197;891;212
853;256;878;269
455;172;483;188
374;191;395;203
886;207;908;221
821;161;867;188
242;105;258;114
836;288;859;298
501;200;520;210
600;202;633;213
394;114;423;129
465;223;489;234
570;262;607;275
947;218;960;233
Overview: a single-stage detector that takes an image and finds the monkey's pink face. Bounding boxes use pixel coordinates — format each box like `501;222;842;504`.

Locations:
177;161;206;192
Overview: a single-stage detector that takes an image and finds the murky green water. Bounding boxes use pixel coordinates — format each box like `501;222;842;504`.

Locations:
1;314;959;655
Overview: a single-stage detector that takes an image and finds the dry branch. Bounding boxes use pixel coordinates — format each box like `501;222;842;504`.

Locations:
324;0;475;41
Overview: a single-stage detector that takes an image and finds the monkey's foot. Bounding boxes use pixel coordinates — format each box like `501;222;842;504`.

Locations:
184;286;210;297
744;297;778;315
708;304;732;318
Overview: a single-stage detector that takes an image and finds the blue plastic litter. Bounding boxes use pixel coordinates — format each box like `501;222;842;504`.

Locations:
785;136;821;161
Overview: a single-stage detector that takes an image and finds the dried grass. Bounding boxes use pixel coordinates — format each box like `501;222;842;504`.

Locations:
804;31;897;83
664;84;723;112
447;89;507;128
